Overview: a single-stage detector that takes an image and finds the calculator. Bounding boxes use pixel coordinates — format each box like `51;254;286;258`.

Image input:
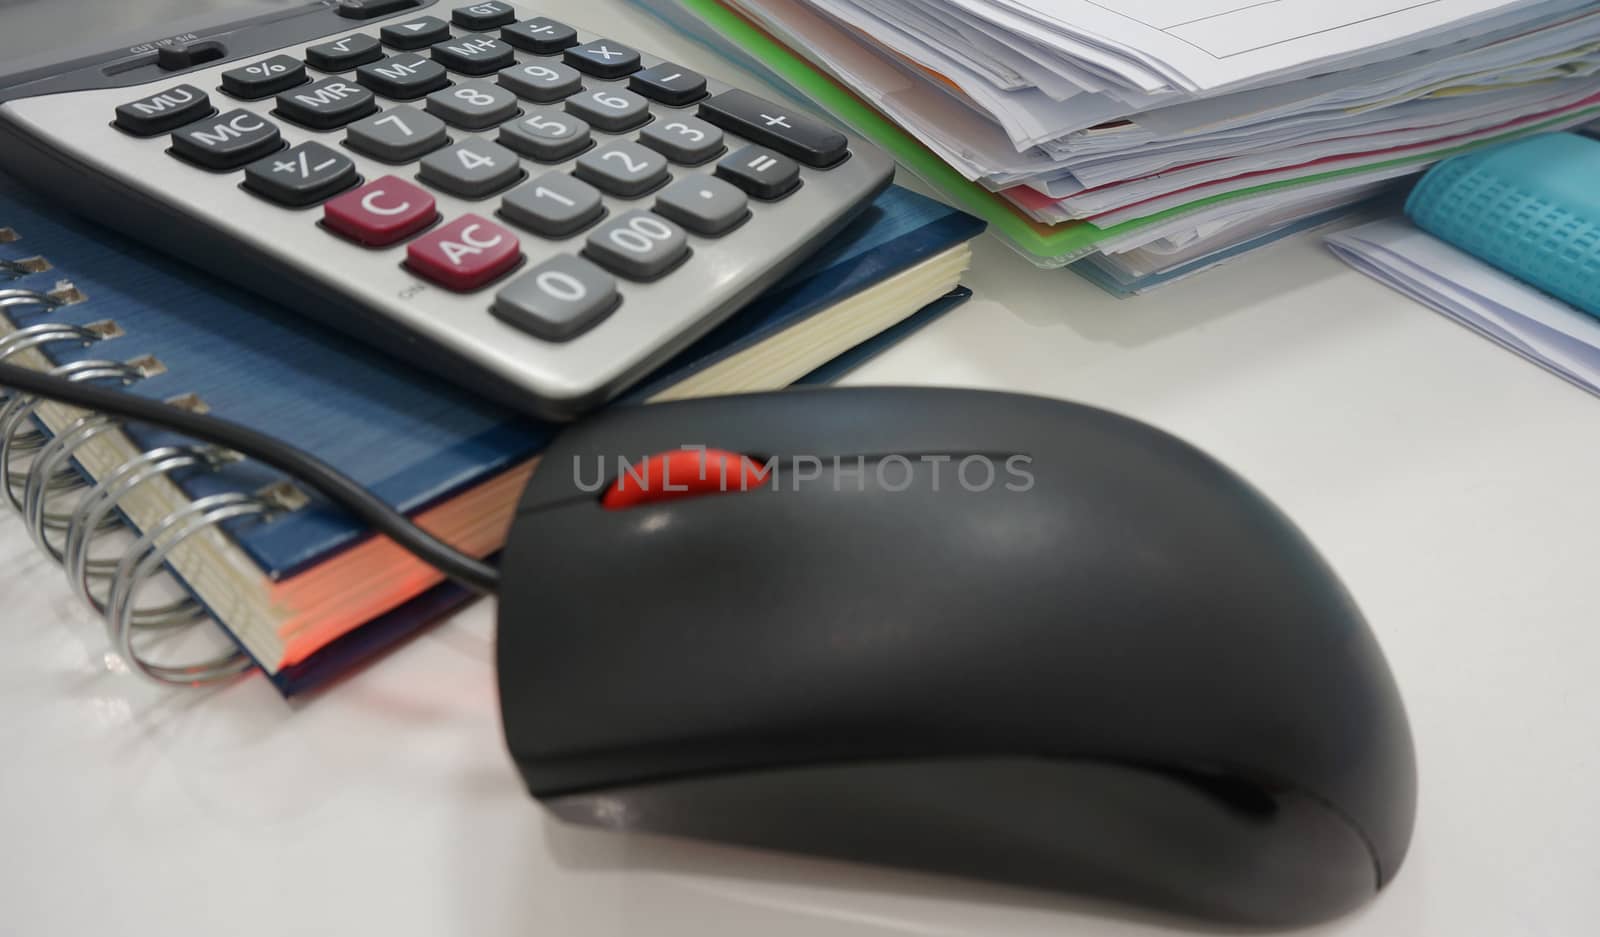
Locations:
0;0;894;418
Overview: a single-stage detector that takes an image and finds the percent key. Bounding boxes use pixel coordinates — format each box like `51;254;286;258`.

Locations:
221;55;308;99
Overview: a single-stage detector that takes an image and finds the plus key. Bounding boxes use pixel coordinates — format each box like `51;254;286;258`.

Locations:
698;89;849;168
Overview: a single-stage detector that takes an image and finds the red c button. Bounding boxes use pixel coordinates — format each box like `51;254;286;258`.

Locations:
602;449;770;510
323;175;437;246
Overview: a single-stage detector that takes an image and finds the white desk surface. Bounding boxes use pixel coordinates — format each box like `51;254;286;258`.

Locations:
4;3;1599;935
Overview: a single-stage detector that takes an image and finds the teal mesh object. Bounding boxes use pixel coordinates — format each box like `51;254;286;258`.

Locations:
1407;132;1600;318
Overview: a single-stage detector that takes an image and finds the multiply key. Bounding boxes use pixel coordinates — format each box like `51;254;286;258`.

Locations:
698;89;848;168
563;39;641;79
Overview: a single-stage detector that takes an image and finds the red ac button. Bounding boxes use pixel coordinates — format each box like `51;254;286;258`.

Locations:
323;175;438;246
405;214;522;291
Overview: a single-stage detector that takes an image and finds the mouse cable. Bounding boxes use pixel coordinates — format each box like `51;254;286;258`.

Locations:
0;361;501;595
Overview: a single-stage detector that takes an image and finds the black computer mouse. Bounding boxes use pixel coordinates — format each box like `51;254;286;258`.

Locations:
496;387;1417;926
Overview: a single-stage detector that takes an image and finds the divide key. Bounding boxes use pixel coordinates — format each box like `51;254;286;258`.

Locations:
697;89;847;168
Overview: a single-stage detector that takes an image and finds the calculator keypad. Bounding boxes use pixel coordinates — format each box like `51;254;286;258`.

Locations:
80;2;890;417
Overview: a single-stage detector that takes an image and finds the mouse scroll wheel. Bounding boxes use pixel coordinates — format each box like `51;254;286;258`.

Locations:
601;449;771;510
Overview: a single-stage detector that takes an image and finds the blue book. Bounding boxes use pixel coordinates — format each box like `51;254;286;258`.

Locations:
0;177;982;693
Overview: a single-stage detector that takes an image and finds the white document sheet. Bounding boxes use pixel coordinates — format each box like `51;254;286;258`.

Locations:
987;0;1542;90
1327;219;1600;397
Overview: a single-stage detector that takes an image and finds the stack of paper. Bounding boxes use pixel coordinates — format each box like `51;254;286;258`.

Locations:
1328;218;1600;397
646;0;1600;289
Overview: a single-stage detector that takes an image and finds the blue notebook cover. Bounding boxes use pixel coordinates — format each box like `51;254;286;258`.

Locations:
1;174;979;692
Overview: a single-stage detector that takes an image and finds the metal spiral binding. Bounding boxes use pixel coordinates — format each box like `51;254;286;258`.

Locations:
0;321;113;462
24;413;126;552
0;284;70;316
63;444;236;629
106;492;272;686
0;359;143;514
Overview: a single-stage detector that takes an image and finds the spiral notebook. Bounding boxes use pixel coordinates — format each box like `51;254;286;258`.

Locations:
0;174;981;694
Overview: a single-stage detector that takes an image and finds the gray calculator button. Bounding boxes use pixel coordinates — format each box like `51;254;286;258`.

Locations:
563;87;650;132
638;116;723;165
275;76;377;128
501;171;603;237
583;209;687;279
346;105;448;161
573;141;668;197
493;254;619;341
498;107;591;161
419;138;524;197
170;108;282;169
425;80;519;129
497;61;582;103
653;176;748;236
243;141;357;206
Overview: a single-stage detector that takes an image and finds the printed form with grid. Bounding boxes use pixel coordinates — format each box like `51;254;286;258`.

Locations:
0;0;894;418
